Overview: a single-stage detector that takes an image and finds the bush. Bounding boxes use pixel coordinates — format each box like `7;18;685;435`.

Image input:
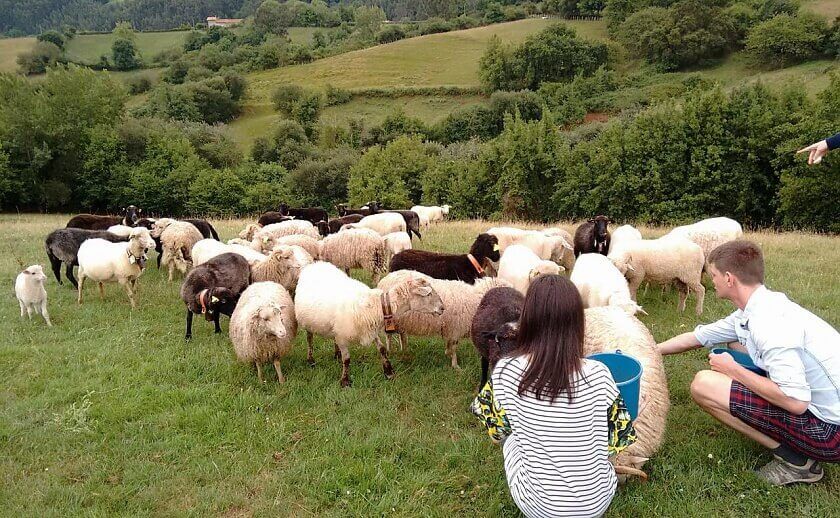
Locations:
272;84;304;113
745;13;828;69
287;149;358;209
325;83;352;106
112;38;140;70
348;135;434;207
37;30;65;50
16;42;61;75
251;119;312;170
419;18;451;35
125;75;152;95
376;24;406;44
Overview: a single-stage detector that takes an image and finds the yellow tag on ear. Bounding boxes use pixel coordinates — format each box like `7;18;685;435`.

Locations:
211;296;219;303
262;236;269;243
493;244;499;251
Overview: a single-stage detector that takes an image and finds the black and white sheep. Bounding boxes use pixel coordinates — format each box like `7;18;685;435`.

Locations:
277;203;329;226
574;215;611;257
65;205;141;230
45;228;128;288
327;214;364;234
388;233;500;284
180;252;251;339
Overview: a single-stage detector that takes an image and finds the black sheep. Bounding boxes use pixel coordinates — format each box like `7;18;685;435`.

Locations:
183;219;220;241
44;228;128;288
65;205;141;230
180;253;251;340
389;233;500;284
470;287;524;389
366;202;422;240
574;215;611;257
327;214;364;234
336;204;375;217
277;203;329;225
258;211;295;227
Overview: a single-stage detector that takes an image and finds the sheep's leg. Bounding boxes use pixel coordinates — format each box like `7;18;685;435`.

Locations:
273;360;285;384
25;304;33;319
213;313;221;334
19;300;25;318
306;331;315;366
66;264;78;289
167;262;174;282
692;282;705;316
676;282;688;313
628;278;641;301
333;342;340;360
374;334;394;379
185;310;193;340
480;358;489;390
255;361;264;383
384;333;392;353
445;340;461;370
399;332;407;351
77;273;86;305
49;256;62;285
98;282;105;300
122;280;136;309
40;301;52;327
337;341;352;388
156;252;162;269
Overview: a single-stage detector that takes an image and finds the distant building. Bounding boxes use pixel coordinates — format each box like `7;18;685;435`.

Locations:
206;16;243;28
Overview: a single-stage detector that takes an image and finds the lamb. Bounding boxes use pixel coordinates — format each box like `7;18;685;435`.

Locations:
411;205;447;226
65;205;141;230
77;227;156;309
250;245;313;293
470;286;525;390
239;223;262;241
570;253;645;316
192;239;265;267
607;224;643;256
258;211;295;227
15;265;52;326
295;261;444;387
277;203;329;226
252;220;321;247
573;215;611;256
488;227;575;272
180;252;251;339
45;228;128;288
152;218;204;282
610;236;706;315
389;233;501;284
183;219;220;241
354;212;407;236
319;228;387;283
378;270;508;370
106;224;134;237
497;244;564;296
383;232;412;259
273;234;321;260
663;217;743;261
229;281;297;384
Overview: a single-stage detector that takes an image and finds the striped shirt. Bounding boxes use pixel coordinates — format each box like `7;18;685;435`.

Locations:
492;357;619;518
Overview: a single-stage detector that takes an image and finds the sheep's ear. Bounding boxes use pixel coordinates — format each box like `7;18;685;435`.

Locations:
557;265;566;273
415;285;432;296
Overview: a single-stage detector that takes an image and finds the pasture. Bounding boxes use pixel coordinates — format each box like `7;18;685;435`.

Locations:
1;214;838;516
63;31;190;65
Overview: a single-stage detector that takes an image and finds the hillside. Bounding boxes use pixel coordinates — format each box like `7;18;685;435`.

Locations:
0;37;35;73
63;31;190;65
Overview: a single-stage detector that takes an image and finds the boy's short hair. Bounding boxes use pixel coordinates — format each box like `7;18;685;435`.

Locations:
707;240;764;285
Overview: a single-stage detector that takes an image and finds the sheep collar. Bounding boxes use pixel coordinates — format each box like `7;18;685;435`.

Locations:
467;254;485;277
380;292;397;334
198;289;210;314
126;249;147;269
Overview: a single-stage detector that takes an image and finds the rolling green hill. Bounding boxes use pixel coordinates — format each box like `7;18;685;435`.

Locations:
63;31;189;64
0;37;35;73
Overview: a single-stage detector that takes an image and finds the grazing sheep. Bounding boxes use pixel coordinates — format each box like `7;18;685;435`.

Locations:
320;228;387;283
77;227;156;309
383;232;412;260
663;217;744;261
369;206;422;240
229;281;297;384
180;253;251;339
258;211;295;227
15;265;52;326
295;261;444;387
354;212;406;236
277;203;329;226
250;245;313;293
183;219;220;241
134;218;165;268
570;253;645;316
389;233;501;284
45;228;128;288
253;220;321;247
152;218;204;282
574;215;611;257
273;234;321;260
497;244;564;296
411;205;448;226
378;270;507;370
610;236;706;315
336;204;376;217
410;206;432;230
470;287;524;388
584;306;670;478
327;214;364;234
192;239;265;267
488;227;575;272
607;224;643;256
65;205;141;230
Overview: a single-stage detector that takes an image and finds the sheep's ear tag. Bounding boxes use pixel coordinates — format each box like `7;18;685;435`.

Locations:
128;253;136;265
493;244;499;251
211;296;219;304
138;255;147;269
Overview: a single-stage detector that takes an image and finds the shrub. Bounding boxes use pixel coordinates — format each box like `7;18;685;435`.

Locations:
348;135;433;206
125;75;152;95
419;18;451;35
17;42;61;75
745;13;828;69
272;84;304;113
112;38;140;71
251;119;312;170
325;84;352;106
37;30;65;50
376;24;406;44
287;149;358;209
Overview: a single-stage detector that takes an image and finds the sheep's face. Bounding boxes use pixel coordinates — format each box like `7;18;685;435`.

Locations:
529;262;561;281
549;237;574;264
609;293;646;316
482;321;519;363
277;203;290;216
130;228;156;250
611;254;634;277
315;220;329;237
406;279;444;316
590;215;610;239
336;204;347;216
239;224;259;241
441;205;450;215
150;218;174;238
24;265;47;283
123;205;141;226
257;305;287;338
471;233;501;262
204;287;236;320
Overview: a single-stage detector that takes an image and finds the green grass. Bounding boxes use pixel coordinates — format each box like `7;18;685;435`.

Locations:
1;215;839;515
63;31;189;65
803;0;840;20
286;26;342;45
0;37;35;73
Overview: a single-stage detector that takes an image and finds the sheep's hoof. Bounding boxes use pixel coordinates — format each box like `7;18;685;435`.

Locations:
340;378;352;388
307;359;316;367
383;363;395;379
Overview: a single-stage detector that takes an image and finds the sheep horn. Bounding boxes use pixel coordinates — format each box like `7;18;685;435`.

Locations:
614;465;648;480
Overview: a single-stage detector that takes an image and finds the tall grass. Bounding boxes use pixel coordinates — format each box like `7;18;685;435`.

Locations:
1;214;838;516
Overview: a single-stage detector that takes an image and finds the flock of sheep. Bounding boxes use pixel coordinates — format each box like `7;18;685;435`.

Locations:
15;203;744;478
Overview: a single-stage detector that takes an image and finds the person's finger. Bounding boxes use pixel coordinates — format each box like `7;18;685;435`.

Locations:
809;149;816;165
796;145;814;154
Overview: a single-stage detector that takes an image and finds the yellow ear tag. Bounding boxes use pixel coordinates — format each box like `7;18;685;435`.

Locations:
493;244;499;251
211;296;219;303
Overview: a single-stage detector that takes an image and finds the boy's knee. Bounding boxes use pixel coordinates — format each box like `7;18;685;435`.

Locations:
690;370;717;403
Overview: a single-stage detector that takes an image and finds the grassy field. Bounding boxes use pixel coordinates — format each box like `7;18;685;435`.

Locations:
803;0;840;20
0;37;35;73
63;31;190;65
1;214;839;516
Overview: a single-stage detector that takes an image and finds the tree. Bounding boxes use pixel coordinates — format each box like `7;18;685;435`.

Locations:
348;135;432;207
478;35;514;92
745;13;828;69
37;30;65;50
16;41;61;75
112;38;140;70
255;0;290;35
484;2;505;23
113;21;136;42
354;6;386;41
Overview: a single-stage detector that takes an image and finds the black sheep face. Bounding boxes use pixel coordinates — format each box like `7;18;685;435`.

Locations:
315;220;329;237
278;203;290;215
471;233;501;262
203;287;237;321
590;215;610;239
123;205;141;226
484;321;519;363
336;204;347;216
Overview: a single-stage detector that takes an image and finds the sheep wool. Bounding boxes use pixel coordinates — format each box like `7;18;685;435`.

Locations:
664;217;743;260
15;265;51;326
319;228;387;283
192;239;265;267
355;212;406;236
154;219;204;281
77;227;156;309
498;244;564;296
250;245;313;293
229;281;297;384
570;253;644;316
274;234;321;260
383;232;412;259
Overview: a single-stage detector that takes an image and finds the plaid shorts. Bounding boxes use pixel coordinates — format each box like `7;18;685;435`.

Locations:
730;381;840;462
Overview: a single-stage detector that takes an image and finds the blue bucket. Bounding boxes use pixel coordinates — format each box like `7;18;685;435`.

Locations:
710;348;766;376
588;351;643;420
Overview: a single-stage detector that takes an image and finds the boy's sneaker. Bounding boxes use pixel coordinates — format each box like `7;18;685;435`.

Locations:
756;456;824;486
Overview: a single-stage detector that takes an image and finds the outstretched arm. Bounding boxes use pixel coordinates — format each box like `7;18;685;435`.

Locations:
658;331;702;355
797;133;840;165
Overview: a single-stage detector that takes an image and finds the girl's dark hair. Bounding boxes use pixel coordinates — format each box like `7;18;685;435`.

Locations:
512;274;585;403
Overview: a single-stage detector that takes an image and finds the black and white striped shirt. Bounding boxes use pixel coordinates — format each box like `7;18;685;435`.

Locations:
492;357;619;518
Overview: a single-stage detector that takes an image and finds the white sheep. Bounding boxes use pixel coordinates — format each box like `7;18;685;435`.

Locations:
319;227;387;283
377;270;508;369
250;245;313;293
273;234;321;260
663;217;743;260
497;244;564;296
294;261;444;387
410;205;446;227
383;231;412;259
584;306;670;479
229;281;297;384
77;227;156;309
252;220;320;248
488;226;575;272
192;239;265;267
106;224;134;238
607;224;643;256
570;253;645;316
152;218;203;282
610;236;705;315
354;212;406;236
15;264;51;326
226;238;252;247
239;223;261;241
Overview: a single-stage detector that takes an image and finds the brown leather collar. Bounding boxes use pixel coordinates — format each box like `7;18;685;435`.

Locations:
467;254;485;277
198;289;209;314
381;292;397;334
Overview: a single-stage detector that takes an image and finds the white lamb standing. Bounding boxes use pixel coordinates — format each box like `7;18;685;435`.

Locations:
383;231;412;259
487;226;575;272
15;265;52;326
663;217;743;260
229;281;297;384
570;253;646;316
355;212;406;236
607;224;643;257
192;239;265;267
294;261;444;387
152;218;203;282
497;244;564;296
77;227;156;309
610;236;706;315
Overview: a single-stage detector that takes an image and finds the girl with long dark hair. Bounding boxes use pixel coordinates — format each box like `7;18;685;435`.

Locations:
472;275;636;517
